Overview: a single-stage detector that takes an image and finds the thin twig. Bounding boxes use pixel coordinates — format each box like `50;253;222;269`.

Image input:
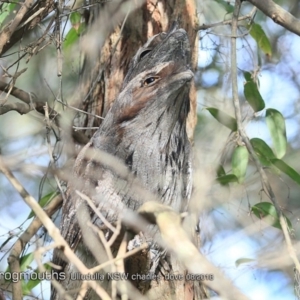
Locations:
137;201;249;300
0;80;90;144
55;98;104;119
115;232;129;300
7;194;62;300
0;157;110;300
89;243;148;275
55;1;62;77
44;103;67;203
0;80;54;111
35;243;73;300
26;15;55;63
0;67;27;105
280;216;300;273
75;190;117;232
73;126;100;130
89;222;118;300
0;0;56;55
197;7;257;30
107;218;122;247
16;7;45;29
0;0;35;53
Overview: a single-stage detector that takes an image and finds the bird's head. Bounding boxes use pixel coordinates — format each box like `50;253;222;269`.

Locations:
94;26;193;149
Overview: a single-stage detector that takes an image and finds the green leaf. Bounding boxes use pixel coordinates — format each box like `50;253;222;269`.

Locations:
70;12;81;26
28;191;58;219
206;107;237;131
251;202;292;230
232;146;249;183
17;263;52;294
5;265;10;276
77;23;86;35
24;278;40;294
266;108;287;159
64;28;79;49
214;0;234;13
216;174;238;185
244;72;265;112
217;165;226;177
24;264;51;293
249;23;272;57
270;159;300;185
250;138;276;166
235;258;255;267
63;23;86;50
0;3;16;27
20;252;34;271
22;280;31;295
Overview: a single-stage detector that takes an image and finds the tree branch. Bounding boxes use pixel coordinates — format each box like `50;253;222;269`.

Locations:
247;0;300;36
137;202;249;300
0;101;45;115
0;80;55;117
280;216;300;272
0;0;55;55
0;80;89;144
197;7;256;30
8;195;62;300
0;157;110;300
0;81;33;105
0;0;35;54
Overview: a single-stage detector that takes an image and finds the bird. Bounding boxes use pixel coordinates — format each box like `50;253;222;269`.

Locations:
51;23;194;299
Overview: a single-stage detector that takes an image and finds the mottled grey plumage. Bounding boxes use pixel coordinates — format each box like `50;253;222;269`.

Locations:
52;24;193;299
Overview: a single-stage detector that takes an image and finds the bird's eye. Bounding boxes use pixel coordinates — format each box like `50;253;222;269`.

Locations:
143;76;159;86
140;49;152;59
